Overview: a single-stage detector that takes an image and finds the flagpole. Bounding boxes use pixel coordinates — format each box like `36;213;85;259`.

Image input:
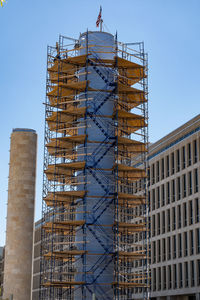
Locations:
100;6;103;32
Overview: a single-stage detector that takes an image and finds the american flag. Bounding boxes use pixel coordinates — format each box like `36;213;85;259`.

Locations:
96;6;102;27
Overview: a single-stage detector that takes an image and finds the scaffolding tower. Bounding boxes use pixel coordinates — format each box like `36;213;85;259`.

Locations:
40;31;149;300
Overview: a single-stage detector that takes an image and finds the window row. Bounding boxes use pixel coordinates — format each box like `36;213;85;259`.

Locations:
151;198;200;236
150;138;199;185
151;260;200;291
151;228;200;263
150;168;199;211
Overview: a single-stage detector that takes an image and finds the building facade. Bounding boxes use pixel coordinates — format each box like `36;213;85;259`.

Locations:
149;114;200;300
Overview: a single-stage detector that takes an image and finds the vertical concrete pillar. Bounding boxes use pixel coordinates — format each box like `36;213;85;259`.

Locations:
3;129;37;300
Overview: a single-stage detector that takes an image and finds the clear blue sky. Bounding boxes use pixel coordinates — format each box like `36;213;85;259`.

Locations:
0;0;200;246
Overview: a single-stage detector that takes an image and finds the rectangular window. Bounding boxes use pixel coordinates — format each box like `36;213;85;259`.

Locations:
196;228;200;254
190;230;194;255
156;161;160;182
177;177;181;200
158;267;161;290
173;235;176;259
163;266;166;290
172;207;176;230
178;233;182;257
176;149;180;172
152;241;156;263
161;184;165;206
183;203;187;227
171;179;175;202
195;198;199;223
182;174;186;198
153;268;156;291
166;155;170;177
167;209;171;232
157;213;160;235
162;211;165;234
162;238;166;261
173;264;177;289
171;152;175;174
157;240;161;262
178;205;181;228
184;232;188;257
187;143;191;166
167;236;171;260
194;168;198;193
191;261;195;287
168;265;172;289
161;158;164;179
152;215;155;237
157;187;160;209
189;200;193;225
152;189;155;211
182;146;186;169
167;182;170;204
179;263;183;288
188;171;192;195
197;260;200;286
193;139;198;163
185;262;189;287
151;164;155;185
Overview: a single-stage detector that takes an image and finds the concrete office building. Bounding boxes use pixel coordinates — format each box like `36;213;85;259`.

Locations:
149;114;200;300
3;129;37;300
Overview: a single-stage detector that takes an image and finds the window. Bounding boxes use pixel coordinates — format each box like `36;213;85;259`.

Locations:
156;161;160;182
182;174;186;198
194;168;198;193
196;228;200;254
153;268;156;291
157;187;160;209
178;205;181;228
172;207;176;230
161;158;164;179
151;164;155;185
158;267;161;290
189;200;193;225
162;211;165;234
190;230;194;255
183;203;187;227
173;235;176;259
195;198;199;223
167;209;171;232
187;143;191;166
157;240;161;262
168;265;172;289
171;152;175;174
162;238;166;261
193;139;198;163
166;155;170;177
171;179;175;202
179;263;183;288
177;177;181;200
173;264;177;289
157;213;160;235
152;241;156;263
184;232;188;257
197;260;200;286
178;233;182;257
152;189;155;211
167;236;171;260
184;262;189;287
191;261;195;287
152;215;155;237
188;171;192;195
161;184;165;206
182;146;186;169
176;149;180;172
163;266;166;290
167;182;170;204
